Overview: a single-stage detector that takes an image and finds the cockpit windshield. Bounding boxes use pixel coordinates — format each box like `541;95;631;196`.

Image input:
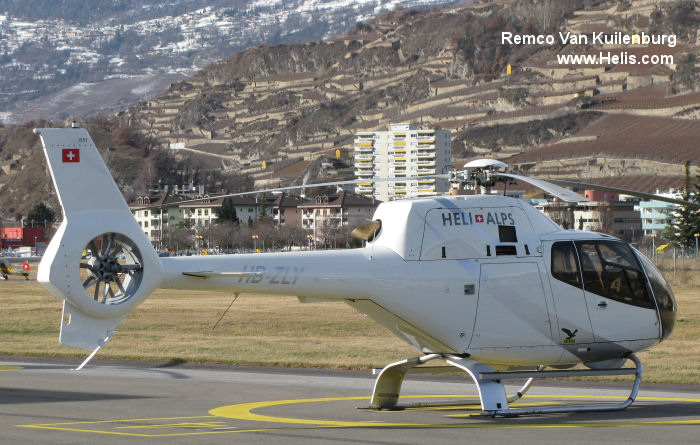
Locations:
575;241;655;309
635;250;676;340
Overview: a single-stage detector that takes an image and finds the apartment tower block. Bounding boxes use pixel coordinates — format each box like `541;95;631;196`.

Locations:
354;123;451;201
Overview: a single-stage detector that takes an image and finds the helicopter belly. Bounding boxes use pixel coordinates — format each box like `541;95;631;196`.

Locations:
344;299;458;353
367;259;481;353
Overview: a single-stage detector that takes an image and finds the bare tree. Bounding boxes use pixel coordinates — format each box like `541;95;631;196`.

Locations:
544;203;573;229
165;225;195;254
279;223;307;250
534;0;563;32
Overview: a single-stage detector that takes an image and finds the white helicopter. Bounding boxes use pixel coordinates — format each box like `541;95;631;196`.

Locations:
35;126;692;416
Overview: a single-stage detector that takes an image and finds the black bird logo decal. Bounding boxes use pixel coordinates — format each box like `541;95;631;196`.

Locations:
562;328;578;340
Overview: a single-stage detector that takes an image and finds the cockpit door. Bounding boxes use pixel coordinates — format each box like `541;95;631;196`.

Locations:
575;241;659;342
545;241;595;345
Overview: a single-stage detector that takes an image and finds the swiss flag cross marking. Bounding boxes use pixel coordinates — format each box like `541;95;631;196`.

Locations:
62;148;80;163
475;214;484;223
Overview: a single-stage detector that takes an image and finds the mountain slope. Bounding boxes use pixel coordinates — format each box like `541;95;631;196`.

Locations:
125;0;699;186
0;0;467;124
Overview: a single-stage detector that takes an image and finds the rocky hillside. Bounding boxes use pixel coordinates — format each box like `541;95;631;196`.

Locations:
124;0;699;187
1;0;699;222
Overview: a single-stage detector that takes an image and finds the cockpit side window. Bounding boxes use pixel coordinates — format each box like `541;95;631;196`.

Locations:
551;241;581;288
577;243;606;296
575;241;654;309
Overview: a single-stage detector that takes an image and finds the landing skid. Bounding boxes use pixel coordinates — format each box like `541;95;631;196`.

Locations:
369;353;642;416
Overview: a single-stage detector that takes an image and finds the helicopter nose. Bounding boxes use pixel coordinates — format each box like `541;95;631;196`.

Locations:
637;253;676;340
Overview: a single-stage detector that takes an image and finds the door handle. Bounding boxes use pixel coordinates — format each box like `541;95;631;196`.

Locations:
597;301;608;309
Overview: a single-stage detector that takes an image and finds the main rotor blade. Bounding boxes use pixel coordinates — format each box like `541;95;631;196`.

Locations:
491;173;587;203
139;174;452;208
545;179;700;208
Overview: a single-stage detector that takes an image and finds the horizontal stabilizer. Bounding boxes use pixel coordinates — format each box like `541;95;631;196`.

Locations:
182;271;263;279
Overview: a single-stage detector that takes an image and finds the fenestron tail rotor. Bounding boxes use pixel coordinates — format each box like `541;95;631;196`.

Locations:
80;233;144;305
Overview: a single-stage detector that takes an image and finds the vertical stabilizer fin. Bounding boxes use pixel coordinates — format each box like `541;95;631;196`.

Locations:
35;127;132;214
35;127;162;351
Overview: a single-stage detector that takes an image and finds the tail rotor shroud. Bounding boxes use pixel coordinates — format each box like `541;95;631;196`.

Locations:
81;232;144;305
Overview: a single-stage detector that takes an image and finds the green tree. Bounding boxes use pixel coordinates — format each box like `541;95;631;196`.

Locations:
257;194;269;222
216;198;239;224
662;162;700;249
177;219;195;230
24;203;56;227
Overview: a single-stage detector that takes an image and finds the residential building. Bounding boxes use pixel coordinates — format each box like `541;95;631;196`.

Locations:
271;193;307;226
354;123;451;201
574;201;642;241
130;191;286;246
354;131;387;197
179;196;223;228
635;191;680;236
130;192;186;247
298;191;378;245
215;193;304;226
538;190;642;241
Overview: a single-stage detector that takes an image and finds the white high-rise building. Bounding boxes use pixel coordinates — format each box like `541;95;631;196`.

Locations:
354;123;451;201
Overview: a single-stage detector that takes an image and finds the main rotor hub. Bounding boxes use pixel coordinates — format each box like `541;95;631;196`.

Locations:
456;158;512;190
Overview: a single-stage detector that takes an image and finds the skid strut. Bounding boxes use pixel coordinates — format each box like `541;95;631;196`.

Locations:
369;353;642;416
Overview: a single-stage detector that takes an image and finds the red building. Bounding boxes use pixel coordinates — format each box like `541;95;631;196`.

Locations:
583;190;619;202
0;227;49;250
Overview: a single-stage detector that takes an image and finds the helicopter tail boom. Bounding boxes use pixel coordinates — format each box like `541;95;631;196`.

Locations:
35;127;163;350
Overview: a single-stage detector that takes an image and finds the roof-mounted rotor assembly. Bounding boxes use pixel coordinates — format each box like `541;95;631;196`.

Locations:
457;159;512;193
449;159;588;203
448;159;700;208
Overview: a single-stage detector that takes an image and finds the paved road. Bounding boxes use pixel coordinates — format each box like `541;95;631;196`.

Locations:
1;357;699;444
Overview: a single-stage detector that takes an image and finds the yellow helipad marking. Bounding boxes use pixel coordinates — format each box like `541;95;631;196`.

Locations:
0;365;22;372
17;416;297;437
16;394;700;437
211;394;700;429
116;421;229;429
211;396;429;428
